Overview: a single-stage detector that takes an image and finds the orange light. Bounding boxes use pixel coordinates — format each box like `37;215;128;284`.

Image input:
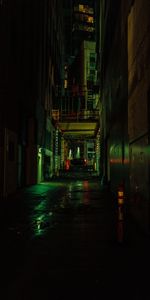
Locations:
118;191;124;197
88;16;94;23
118;184;124;205
118;198;124;205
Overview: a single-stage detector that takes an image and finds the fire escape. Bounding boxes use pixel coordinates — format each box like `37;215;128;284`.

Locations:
52;1;100;141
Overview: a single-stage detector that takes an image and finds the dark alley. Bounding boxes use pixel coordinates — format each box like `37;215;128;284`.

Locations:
1;0;150;299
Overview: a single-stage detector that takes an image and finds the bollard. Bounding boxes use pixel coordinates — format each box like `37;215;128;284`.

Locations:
117;183;124;243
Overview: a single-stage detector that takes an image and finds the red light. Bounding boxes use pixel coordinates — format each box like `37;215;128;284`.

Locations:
65;159;70;170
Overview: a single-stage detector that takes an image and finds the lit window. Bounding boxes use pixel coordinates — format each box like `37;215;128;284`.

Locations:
75;4;94;15
64;79;68;89
79;4;84;12
88;16;94;23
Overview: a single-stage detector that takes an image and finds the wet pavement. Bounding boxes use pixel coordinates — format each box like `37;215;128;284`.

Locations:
1;179;150;299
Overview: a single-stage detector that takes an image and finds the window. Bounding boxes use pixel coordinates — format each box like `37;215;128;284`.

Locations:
74;4;94;14
87;16;94;23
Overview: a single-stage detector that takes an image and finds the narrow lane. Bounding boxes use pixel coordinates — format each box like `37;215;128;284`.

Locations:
2;180;150;300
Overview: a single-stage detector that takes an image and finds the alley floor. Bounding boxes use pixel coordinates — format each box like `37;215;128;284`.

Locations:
1;179;150;300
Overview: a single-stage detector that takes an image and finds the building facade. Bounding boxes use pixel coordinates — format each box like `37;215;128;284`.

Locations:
97;0;150;233
128;0;150;232
0;0;64;197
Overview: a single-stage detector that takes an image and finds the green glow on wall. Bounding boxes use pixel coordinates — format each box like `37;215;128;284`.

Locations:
37;152;42;183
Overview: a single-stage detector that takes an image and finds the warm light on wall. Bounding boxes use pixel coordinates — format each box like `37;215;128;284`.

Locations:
64;79;68;89
110;159;129;164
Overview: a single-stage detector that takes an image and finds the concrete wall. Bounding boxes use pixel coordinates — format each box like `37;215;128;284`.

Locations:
98;0;150;233
128;0;150;233
99;0;129;196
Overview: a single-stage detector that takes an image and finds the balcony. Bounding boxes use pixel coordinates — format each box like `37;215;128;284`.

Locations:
60;109;99;121
52;109;100;139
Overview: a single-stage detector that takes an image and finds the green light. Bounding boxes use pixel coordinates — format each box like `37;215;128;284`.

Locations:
26;182;64;194
76;146;80;158
28;182;65;238
37;152;42;183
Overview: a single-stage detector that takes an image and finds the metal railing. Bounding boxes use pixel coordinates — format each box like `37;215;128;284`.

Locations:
60;109;100;122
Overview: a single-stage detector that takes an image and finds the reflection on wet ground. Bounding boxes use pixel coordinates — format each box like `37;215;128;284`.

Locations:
30;180;111;239
2;179;150;300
